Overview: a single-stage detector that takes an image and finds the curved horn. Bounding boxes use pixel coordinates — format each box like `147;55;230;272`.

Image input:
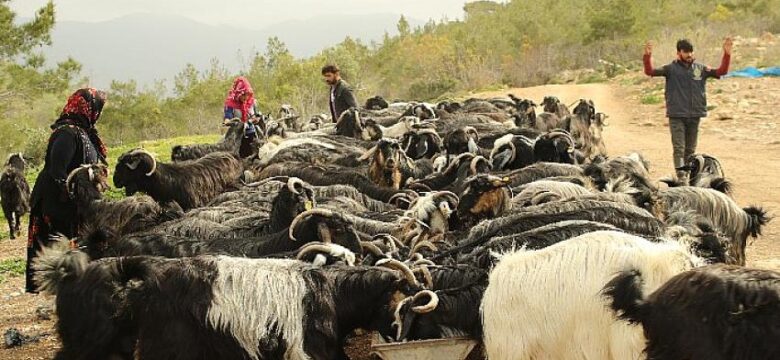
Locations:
433;191;459;207
288;208;335;241
413;265;434;289
287;177;306;195
297;242;336;261
694;154;705;175
376;258;420;287
463;126;479;141
411;290;439;314
470;155;490;175
129;148;157;176
358;145;378;162
374;233;404;251
444;153;475;174
65;165;90;195
360;241;387;258
411;240;439;255
413;258;436;267
547;131;576;152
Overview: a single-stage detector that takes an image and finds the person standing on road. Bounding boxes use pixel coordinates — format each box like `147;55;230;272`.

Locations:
643;37;733;182
322;64;358;122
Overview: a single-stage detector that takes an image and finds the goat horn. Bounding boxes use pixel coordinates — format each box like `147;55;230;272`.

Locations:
470;155;490;175
376;258;420;287
433;191;459;207
358;145;378;162
444;153;475;174
360;241;387;258
413;266;434;289
411;240;439;255
288;208;335;241
547;131;576;152
413;258;436;267
287;177;306;195
65;165;91;195
694;154;705;175
463;126;479;141
129;148;157;176
376;233;405;251
297;242;336;261
411;290;439;314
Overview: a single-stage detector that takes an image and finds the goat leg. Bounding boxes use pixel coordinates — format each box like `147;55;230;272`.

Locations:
7;214;15;240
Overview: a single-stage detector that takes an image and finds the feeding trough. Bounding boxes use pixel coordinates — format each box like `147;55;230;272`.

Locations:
370;333;478;360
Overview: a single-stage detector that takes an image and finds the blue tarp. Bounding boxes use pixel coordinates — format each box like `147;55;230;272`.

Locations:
725;66;780;78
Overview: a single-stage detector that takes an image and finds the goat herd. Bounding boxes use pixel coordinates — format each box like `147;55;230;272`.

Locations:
1;94;778;359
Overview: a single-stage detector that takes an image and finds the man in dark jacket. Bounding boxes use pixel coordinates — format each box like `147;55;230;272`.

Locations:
644;37;732;182
322;64;358;122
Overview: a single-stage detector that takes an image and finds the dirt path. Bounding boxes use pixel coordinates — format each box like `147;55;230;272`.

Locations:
482;80;780;270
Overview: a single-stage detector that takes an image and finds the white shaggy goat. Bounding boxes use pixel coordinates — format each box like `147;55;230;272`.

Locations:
481;231;711;360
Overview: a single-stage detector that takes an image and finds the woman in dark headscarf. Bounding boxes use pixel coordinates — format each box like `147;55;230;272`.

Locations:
224;76;261;157
25;88;108;293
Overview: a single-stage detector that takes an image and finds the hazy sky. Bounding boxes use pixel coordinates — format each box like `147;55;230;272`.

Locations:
10;0;466;28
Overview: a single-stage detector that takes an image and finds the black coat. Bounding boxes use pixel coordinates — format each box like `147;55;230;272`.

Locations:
329;79;358;122
30;124;99;229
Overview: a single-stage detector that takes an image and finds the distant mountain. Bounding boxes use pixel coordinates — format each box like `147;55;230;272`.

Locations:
39;13;423;88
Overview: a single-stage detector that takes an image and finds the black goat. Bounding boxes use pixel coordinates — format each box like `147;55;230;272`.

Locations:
604;264;780;360
394;264;488;340
533;130;578;164
490;134;536;171
84;208;362;260
365;96;390;110
0;153;30;239
114;149;242;210
170;119;246;161
400;129;443;160
34;243;431;360
66;164;182;238
258;162;409;203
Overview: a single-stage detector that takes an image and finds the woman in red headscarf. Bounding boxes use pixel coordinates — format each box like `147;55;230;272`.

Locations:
25;88;108;293
224;77;261;157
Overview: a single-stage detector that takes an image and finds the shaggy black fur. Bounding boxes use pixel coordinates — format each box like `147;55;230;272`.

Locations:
171;120;247;161
365;96;389;110
604;265;780;360
114;150;242;210
258;162;408;203
84;211;362;260
0;153;30;239
397;264;488;340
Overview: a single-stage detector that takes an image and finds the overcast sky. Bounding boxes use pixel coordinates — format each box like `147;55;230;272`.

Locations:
10;0;466;28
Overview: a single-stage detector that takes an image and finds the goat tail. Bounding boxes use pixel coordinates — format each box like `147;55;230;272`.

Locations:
708;177;732;195
743;206;771;238
601;269;647;325
32;239;90;295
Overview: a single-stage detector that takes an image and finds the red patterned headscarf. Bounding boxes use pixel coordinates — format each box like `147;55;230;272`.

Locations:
54;88;108;160
224;77;255;123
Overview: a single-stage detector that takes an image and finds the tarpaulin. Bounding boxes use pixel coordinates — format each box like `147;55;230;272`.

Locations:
725;66;780;78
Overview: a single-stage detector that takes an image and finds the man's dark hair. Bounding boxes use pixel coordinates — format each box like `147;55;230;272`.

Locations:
321;64;340;75
676;39;694;52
